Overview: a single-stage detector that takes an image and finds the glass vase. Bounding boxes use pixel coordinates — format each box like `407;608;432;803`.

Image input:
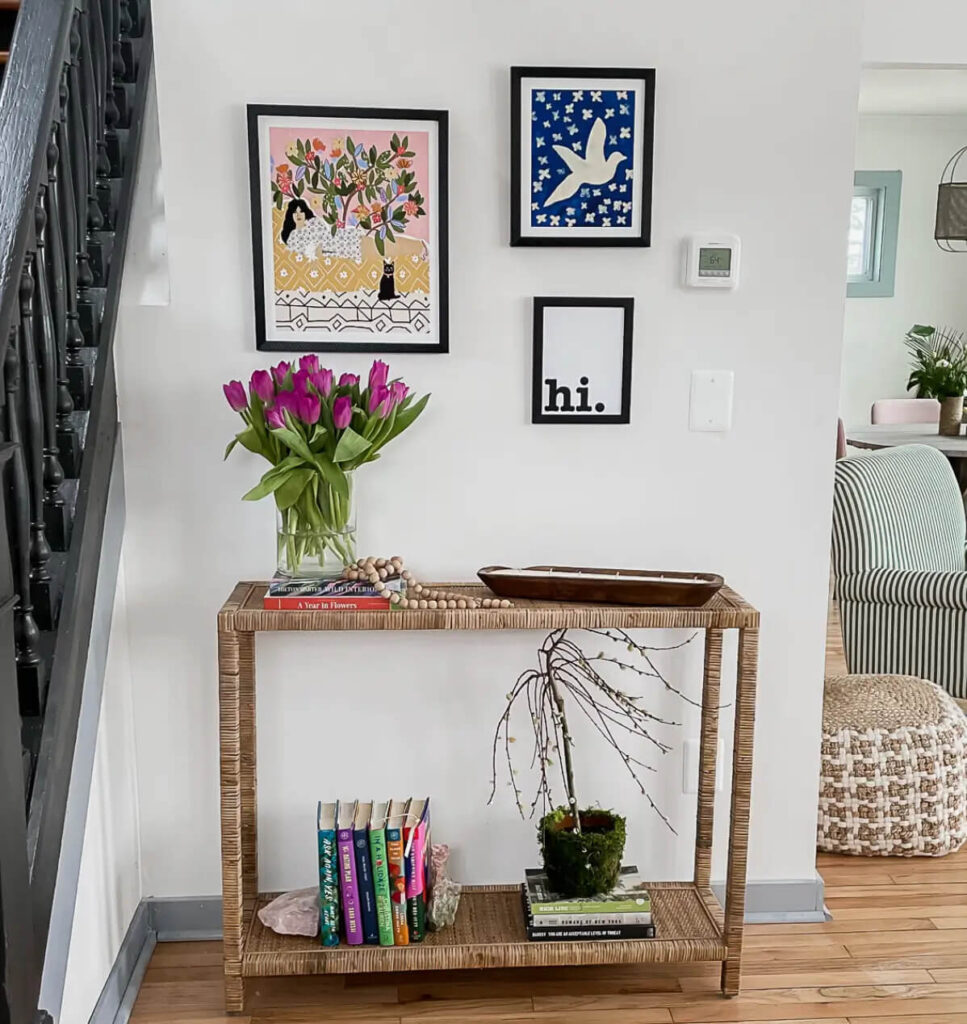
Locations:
275;472;356;579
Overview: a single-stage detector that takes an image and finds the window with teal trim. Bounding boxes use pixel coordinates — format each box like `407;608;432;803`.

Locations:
847;170;902;298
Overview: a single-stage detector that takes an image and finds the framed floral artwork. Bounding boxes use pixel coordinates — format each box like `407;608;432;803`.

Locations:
247;105;449;352
510;68;655;247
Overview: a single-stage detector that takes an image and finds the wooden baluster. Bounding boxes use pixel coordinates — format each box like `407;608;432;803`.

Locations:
100;0;121;179
68;17;98;349
90;0;108;172
78;2;104;236
118;0;133;37
20;259;54;629
45;129;81;479
116;0;138;102
58;75;91;410
89;0;113;231
4;328;45;714
67;17;93;295
110;0;126;86
34;190;69;552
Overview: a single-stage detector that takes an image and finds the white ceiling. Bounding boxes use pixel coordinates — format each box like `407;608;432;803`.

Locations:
859;68;967;115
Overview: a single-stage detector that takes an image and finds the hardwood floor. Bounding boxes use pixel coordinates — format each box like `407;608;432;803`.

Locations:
131;608;961;1023
133;842;967;1024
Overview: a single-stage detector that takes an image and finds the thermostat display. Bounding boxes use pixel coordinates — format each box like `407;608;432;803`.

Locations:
684;235;740;288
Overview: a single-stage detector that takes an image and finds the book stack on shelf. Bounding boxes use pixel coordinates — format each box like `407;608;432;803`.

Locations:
522;865;656;942
317;798;429;947
264;574;404;611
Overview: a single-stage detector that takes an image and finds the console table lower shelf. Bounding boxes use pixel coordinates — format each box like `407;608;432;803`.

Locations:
243;883;726;976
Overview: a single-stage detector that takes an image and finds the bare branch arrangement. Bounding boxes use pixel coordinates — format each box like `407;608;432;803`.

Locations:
488;627;701;835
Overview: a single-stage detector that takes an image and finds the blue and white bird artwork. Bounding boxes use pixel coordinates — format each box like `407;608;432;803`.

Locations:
529;87;636;230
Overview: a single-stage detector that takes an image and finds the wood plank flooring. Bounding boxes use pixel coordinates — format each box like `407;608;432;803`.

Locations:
131;606;965;1023
133;848;967;1024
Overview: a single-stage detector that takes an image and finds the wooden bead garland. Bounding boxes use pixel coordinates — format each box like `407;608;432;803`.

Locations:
341;555;512;610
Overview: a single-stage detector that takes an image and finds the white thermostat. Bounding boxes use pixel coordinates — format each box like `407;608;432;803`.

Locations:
683;234;741;289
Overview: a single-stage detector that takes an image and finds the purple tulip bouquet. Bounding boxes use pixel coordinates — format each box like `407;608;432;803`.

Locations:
223;358;428;577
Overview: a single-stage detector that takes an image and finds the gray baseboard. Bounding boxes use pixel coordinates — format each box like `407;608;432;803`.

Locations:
87;902;155;1024
712;873;826;923
149;896;223;941
144;873;827;939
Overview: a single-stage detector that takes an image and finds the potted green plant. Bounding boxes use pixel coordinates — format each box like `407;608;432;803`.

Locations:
905;324;967;436
489;627;696;897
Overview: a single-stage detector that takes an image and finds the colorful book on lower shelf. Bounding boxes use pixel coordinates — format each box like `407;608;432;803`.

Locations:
264;574;404;610
317;801;340;946
403;797;430;943
353;801;380;944
386;799;410;945
368;802;395;946
337;800;364;945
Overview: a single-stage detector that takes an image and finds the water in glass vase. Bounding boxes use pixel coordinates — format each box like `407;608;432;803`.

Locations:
276;471;356;579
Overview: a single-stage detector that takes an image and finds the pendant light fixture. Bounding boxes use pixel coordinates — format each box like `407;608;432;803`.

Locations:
936;144;967;252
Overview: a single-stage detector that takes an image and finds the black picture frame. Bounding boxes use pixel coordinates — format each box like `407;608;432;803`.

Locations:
531;297;634;425
247;104;449;353
511;67;655;247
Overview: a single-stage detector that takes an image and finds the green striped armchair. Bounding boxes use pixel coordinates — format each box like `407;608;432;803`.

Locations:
832;444;967;699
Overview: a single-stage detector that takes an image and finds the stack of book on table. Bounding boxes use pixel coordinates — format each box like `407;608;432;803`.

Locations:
522;865;655;942
317;798;429;947
264;573;404;610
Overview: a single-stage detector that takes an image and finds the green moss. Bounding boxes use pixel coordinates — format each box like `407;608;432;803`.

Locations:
539;807;627;897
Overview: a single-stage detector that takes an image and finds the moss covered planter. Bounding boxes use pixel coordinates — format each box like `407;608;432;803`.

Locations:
539;808;627;897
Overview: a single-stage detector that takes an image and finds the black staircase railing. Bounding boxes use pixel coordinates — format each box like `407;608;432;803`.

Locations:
0;3;152;1023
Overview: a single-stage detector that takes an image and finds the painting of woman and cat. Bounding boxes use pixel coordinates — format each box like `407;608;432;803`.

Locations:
248;105;449;353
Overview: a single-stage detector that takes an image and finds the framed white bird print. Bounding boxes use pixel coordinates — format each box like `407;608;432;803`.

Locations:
510;67;655;247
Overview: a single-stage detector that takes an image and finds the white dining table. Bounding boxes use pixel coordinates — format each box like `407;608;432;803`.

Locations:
846;422;967;490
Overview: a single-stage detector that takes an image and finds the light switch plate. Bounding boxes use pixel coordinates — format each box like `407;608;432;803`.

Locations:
683;737;725;794
689;370;734;432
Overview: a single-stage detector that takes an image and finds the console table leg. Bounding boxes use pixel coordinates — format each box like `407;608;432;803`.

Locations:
239;631;258;920
720;627;758;997
224;975;245;1015
694;628;723;889
218;624;256;1014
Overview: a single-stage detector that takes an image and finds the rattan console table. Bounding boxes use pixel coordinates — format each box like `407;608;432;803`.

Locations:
217;581;759;1012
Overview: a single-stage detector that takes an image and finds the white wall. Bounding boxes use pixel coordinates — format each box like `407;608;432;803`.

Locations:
863;0;967;64
58;564;142;1024
840;115;967;427
121;0;864;900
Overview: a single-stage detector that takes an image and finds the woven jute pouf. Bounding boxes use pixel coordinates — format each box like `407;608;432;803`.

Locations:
818;674;967;857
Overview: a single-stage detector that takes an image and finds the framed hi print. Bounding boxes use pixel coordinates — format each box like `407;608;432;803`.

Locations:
247;104;449;353
511;67;655;247
532;297;634;424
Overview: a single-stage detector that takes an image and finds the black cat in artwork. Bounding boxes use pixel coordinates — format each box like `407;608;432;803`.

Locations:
377;259;398;301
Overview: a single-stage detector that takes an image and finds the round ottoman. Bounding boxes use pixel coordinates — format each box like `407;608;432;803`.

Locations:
818;674;967;857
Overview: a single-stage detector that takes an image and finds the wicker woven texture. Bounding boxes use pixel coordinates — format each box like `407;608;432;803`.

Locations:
818;674;967;857
243;884;725;976
221;582;759;633
823;674;944;730
216;581;760;1007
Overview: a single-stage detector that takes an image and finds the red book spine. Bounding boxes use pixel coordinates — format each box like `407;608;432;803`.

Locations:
263;597;392;610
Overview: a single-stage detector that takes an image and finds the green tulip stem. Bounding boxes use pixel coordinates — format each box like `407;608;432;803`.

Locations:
277;471;356;577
